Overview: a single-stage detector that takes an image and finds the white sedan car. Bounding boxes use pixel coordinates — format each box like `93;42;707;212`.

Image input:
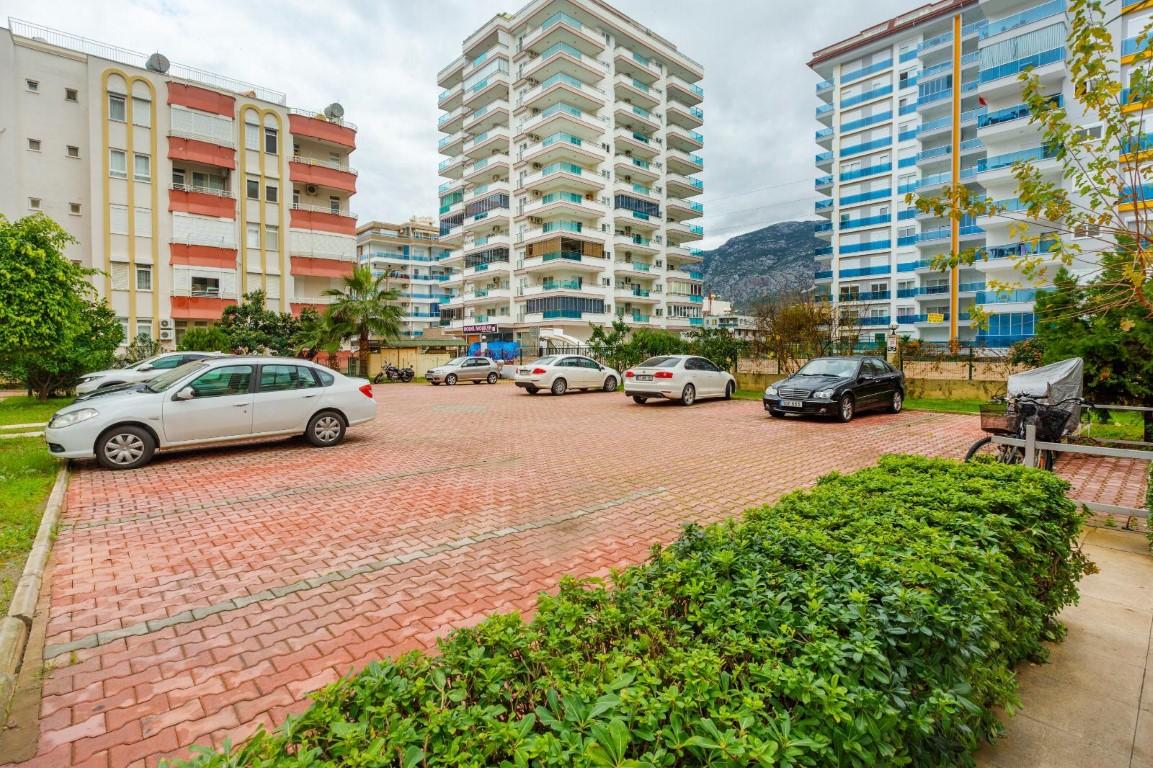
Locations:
45;357;377;470
624;355;736;405
514;355;621;395
76;351;224;395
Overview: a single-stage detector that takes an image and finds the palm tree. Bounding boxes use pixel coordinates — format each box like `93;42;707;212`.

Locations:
292;307;342;361
324;265;403;376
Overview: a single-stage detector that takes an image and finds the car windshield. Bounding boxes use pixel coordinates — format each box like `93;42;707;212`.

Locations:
145;362;206;392
446;357;466;366
638;356;680;368
127;354;165;370
796;358;860;378
532;356;558;365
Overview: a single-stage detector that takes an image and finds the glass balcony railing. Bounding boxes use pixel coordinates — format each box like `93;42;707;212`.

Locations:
815;269;833;279
980;47;1065;82
540;191;583;205
858;315;893;327
919;145;951;161
842;291;891;302
541;42;584;61
899;102;918;115
841;111;892;133
541;220;582;234
898;235;918;247
960;138;984;151
541;279;583;290
839;264;892;276
977;145;1058;172
816;127;834;140
977;288;1047;303
899;127;919;141
540;102;583;119
815;175;833;188
539;72;584;91
839;241;891;255
815;245;833;256
918;224;984;241
841;85;893;109
690;106;704;120
842;213;892;229
689;225;704;235
542;132;583;148
898;181;919;195
543;309;583;319
842;137;892;157
980;236;1060;260
816;151;834;163
542;11;583;30
816;199;834;211
980;0;1065;40
541;251;583;263
842;58;893;84
899;156;918;168
898;209;917;220
816;221;832;233
922;60;951;79
816;104;834;118
541;161;583;176
841;188;890;206
922;31;953;49
840;162;891;182
816;79;833;92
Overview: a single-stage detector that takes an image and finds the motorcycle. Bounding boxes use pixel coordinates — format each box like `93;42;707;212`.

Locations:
373;364;415;384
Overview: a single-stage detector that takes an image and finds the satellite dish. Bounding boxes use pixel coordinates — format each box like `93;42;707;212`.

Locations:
324;102;345;120
146;53;170;74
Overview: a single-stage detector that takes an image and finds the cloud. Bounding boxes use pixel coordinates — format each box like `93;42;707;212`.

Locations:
4;0;921;246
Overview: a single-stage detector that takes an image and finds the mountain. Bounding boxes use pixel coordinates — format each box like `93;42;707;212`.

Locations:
698;220;820;311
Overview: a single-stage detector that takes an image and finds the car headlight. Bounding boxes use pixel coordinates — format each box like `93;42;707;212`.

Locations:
815;389;835;399
78;375;99;384
765;386;778;397
49;408;99;428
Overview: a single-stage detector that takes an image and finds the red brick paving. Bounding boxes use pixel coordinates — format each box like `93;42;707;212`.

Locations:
5;385;1147;767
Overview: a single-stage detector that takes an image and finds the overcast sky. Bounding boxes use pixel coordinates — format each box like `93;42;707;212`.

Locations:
4;0;920;249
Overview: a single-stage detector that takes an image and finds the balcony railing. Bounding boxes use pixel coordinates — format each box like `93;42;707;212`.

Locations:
842;58;892;84
977;145;1058;173
840;85;893;109
980;0;1065;40
980;47;1065;82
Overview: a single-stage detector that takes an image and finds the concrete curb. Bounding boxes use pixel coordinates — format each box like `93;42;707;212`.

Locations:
0;463;69;724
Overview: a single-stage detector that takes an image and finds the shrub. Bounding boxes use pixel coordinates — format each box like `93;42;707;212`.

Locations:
178;457;1089;768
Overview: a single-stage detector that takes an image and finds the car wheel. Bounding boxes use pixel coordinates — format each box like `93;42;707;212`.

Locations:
632;396;647;404
681;384;696;406
602;376;617;392
471;380;480;384
95;425;155;470
837;394;855;423
306;411;346;447
551;378;568;396
768;409;785;418
525;386;538;395
889;389;904;414
487;372;498;384
724;381;735;400
445;374;458;386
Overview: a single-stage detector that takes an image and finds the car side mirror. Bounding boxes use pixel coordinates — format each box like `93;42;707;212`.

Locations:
857;376;867;384
137;364;153;372
174;386;197;401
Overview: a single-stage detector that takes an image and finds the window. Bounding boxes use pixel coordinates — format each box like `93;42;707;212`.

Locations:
1073;223;1101;239
66;145;80;158
264;127;278;155
191;171;226;193
1075;124;1103;141
134;207;152;237
172;168;186;188
69;202;81;215
316;369;335;386
27;138;41;151
187;365;254;398
258;365;318;392
110;205;129;234
108;149;126;177
244;122;260;150
133;153;151;181
28;197;41;210
136;320;153;341
108;93;126;121
191;276;220;296
148;355;185;370
329;196;340;214
246;177;260;200
65;88;78;102
293;189;300;207
265;224;279;251
136;264;152;291
246;223;260;248
132;97;151;127
26;79;39;92
265;183;278;203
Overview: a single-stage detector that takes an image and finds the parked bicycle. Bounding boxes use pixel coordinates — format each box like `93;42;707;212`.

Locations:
964;393;1091;470
373;364;414;384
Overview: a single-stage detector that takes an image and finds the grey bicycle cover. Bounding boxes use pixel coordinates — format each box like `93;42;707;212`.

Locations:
1007;357;1084;433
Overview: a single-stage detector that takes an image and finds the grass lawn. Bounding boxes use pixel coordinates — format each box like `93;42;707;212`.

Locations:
904;398;984;415
0;396;71;429
0;437;59;615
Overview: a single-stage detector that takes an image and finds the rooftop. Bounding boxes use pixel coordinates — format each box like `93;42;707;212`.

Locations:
808;0;975;68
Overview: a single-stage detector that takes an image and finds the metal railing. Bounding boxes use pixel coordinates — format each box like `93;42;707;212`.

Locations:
290;155;357;174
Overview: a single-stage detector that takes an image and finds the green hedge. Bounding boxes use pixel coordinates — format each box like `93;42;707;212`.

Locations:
180;457;1089;768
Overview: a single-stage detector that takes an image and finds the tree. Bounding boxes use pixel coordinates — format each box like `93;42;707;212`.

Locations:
325;265;403;376
178;326;232;354
119;333;162;365
750;293;839;373
0;214;123;399
686;327;748;372
912;0;1153;319
292;307;342;361
219;290;299;355
587;319;632;373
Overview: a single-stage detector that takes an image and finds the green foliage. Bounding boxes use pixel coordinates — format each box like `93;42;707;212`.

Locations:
325;265;403;374
1147;464;1153;553
0;437;60;614
1007;337;1045;367
685;327;748;372
292;307;343;360
220;291;300;355
119;333;162;366
178;326;233;354
0;214;123;399
178;457;1089;768
587;320;632;373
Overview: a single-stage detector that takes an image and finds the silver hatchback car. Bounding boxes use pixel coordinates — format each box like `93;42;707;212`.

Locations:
425;356;501;385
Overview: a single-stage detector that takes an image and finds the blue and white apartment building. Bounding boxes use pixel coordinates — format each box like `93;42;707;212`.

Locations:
809;0;1143;348
356;218;454;339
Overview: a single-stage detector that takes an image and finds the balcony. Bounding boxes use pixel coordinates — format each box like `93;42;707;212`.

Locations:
522;190;600;219
613;74;661;110
518;102;606;142
666;74;703;106
462;154;510;184
438;131;465;157
438;82;464;111
288;111;356;150
167;81;235;117
290;256;355;279
520;72;603;113
666;173;703;198
614;259;654;274
842;58;892;85
614;103;661;133
519;161;604;195
167;136;235;170
613;48;661;84
840;85;892;110
521;132;606;170
665;220;703;243
168;184;235;219
522;11;606;57
463;100;511;133
438;105;469;134
522;42;606;88
614;233;659;254
518;252;608;274
463;126;512;159
171;294;236;320
666;149;703;176
464;70;510;109
289;203;357;236
667;125;703;153
615;286;659;303
667;199;703;221
613;128;659;159
614;154;660;184
289;156;358;194
979;0;1065;41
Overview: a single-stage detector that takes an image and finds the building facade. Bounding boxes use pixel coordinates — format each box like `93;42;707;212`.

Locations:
809;0;1122;349
356;218;454;339
0;19;358;346
435;0;705;347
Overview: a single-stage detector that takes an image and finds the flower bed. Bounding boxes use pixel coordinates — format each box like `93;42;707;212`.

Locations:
181;456;1090;767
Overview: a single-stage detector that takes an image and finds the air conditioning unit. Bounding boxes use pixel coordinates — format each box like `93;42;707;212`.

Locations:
624;175;631;183
306;184;318;195
527;78;539;86
533;190;541;196
158;318;174;330
530;217;543;225
529;134;540;142
159;329;174;341
532;162;542;169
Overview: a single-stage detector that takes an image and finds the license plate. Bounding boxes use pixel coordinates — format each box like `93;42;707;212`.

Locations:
636;374;653;381
781;399;804;408
518;368;529;374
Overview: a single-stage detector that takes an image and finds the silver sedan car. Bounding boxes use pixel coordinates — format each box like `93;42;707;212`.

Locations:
513;355;621;395
624;354;736;405
425;356;500;385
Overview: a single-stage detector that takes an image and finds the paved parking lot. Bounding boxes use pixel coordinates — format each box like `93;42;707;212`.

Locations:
4;383;1147;767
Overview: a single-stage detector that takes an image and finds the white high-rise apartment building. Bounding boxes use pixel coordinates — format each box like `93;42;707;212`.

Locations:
809;0;1129;349
1;19;359;346
435;0;705;347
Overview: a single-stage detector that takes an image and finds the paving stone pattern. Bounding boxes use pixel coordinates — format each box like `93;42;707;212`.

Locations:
5;385;1147;767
